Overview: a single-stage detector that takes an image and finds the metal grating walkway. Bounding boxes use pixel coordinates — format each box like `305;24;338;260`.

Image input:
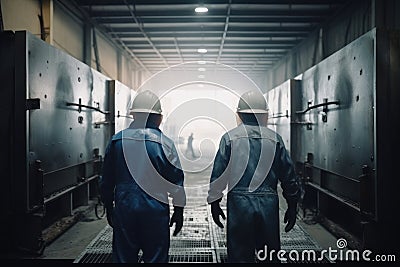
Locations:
74;203;328;263
74;161;328;263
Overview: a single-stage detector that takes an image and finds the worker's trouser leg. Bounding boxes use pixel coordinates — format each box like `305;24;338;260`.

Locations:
227;192;280;263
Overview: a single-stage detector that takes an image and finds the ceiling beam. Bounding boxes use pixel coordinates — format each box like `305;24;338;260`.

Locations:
115;32;309;38
122;0;168;67
89;9;335;18
58;0;150;74
127;45;295;50
121;39;301;45
95;16;325;24
173;37;184;63
107;26;313;33
216;0;231;63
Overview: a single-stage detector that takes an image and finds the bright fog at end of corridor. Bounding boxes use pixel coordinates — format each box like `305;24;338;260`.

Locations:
137;62;270;174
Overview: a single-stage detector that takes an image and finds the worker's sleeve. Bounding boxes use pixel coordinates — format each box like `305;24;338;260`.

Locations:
147;141;186;207
277;136;302;206
99;141;115;210
207;135;231;204
166;144;186;207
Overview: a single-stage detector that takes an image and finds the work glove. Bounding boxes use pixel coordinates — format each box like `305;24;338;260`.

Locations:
169;206;184;236
284;202;297;232
106;207;114;228
211;199;226;228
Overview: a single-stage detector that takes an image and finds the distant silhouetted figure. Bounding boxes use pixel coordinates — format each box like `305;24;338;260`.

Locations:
186;133;196;158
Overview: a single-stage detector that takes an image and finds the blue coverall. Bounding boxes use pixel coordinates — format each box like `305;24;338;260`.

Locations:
100;121;186;263
208;122;301;263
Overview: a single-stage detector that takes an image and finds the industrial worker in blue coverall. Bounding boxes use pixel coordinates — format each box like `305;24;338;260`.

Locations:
100;90;186;263
208;91;302;263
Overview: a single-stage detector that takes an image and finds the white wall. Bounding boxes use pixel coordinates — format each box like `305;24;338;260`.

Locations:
53;1;84;61
91;31;118;80
1;0;41;36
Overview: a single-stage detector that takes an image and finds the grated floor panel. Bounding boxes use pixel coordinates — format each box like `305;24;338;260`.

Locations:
170;239;212;248
74;210;327;263
169;250;216;263
74;184;327;263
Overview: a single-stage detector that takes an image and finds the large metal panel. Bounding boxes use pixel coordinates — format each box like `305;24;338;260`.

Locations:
108;80;135;134
292;29;376;203
23;31;112;196
266;79;301;155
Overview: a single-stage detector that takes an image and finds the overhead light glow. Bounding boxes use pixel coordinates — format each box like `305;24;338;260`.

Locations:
198;67;206;72
197;60;207;64
195;6;208;13
197;48;208;54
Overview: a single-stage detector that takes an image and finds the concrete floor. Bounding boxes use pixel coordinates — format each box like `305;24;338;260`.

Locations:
39;206;108;261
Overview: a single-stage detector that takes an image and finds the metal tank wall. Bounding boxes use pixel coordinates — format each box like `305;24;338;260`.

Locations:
0;30;134;254
265;79;301;155
266;28;399;251
294;28;376;241
108;80;135;134
300;30;374;198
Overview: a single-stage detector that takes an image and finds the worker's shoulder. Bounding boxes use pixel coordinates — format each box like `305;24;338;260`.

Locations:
111;128;175;149
226;124;281;142
158;131;175;148
111;130;124;141
147;131;176;152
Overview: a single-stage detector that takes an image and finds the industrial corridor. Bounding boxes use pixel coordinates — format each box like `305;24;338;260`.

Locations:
1;0;399;264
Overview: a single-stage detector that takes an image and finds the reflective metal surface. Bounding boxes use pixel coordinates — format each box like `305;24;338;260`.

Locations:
293;29;376;204
267;30;376;207
1;30;118;254
108;80;135;134
266;79;301;155
25;31;112;195
28;50;109;173
264;30;384;247
297;30;375;180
